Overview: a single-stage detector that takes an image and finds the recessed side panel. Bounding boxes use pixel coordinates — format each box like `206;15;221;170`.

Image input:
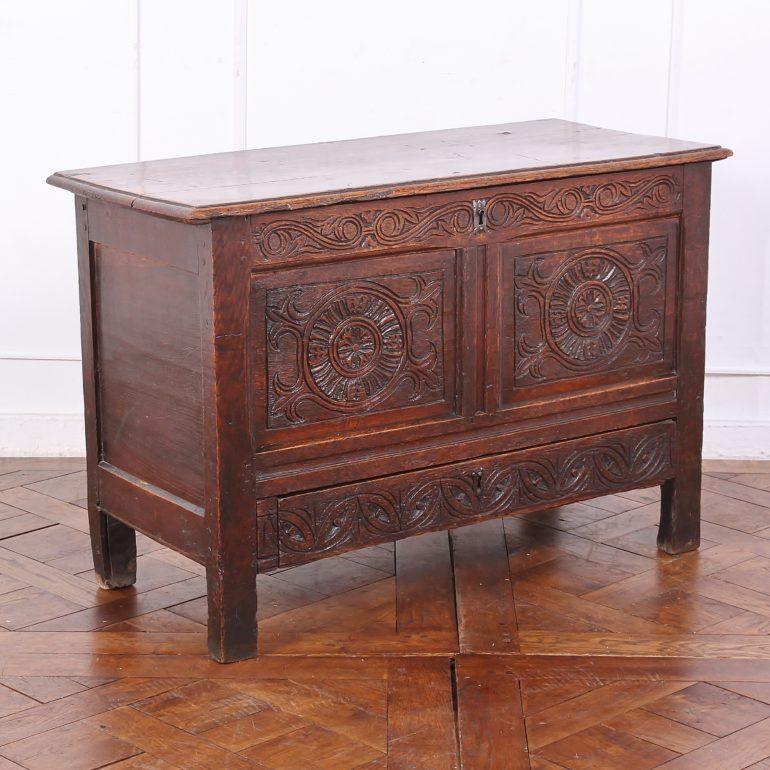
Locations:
94;239;205;506
250;250;458;448
499;218;679;406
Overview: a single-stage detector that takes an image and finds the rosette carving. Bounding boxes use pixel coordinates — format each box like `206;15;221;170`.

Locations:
266;272;444;426
514;236;668;385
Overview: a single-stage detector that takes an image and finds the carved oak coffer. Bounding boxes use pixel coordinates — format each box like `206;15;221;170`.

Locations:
48;119;731;661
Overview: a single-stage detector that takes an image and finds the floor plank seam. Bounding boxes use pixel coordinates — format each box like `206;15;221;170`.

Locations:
449;657;461;769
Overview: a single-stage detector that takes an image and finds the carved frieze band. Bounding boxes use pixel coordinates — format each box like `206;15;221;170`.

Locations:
251;173;681;260
276;423;673;558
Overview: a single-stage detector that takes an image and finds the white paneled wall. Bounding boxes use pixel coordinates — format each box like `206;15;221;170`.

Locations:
138;0;239;159
0;0;767;456
246;0;570;147
574;0;674;136
0;1;138;455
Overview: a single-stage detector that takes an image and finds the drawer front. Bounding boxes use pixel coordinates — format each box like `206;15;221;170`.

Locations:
250;250;457;446
265;421;674;565
247;167;682;267
498;219;678;405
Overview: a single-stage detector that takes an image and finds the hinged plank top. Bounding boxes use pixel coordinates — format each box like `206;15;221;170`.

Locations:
48;119;731;222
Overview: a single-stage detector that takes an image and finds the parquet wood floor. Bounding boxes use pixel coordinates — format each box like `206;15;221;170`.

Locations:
0;459;769;768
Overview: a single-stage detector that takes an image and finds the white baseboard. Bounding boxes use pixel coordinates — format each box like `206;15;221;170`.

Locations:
0;413;85;457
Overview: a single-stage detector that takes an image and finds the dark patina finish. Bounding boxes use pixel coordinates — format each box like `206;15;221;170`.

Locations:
49;119;731;661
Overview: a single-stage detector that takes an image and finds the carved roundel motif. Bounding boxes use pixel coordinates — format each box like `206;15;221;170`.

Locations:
330;318;381;377
304;289;406;407
546;254;632;365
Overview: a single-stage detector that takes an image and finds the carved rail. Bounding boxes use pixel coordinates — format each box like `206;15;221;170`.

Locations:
250;170;682;262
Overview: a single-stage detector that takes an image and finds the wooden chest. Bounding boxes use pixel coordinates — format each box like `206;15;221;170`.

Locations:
49;119;731;661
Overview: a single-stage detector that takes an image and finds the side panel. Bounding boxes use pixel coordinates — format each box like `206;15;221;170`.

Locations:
88;203;209;508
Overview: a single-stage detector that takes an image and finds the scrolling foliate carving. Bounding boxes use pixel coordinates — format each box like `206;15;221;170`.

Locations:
253;201;475;259
266;272;444;426
276;425;673;557
513;235;668;385
251;173;680;259
484;174;679;230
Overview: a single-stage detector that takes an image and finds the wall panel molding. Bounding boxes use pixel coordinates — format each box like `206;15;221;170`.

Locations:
665;0;684;137
563;0;582;120
0;1;765;457
233;0;248;149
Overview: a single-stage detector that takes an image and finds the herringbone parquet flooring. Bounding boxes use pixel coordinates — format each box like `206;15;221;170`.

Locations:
0;458;769;768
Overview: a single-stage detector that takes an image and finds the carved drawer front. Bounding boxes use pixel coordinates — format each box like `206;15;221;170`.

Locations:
498;218;678;405
265;422;674;565
249;250;457;447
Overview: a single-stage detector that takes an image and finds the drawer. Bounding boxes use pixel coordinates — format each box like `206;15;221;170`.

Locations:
259;421;675;566
495;218;678;407
249;250;458;448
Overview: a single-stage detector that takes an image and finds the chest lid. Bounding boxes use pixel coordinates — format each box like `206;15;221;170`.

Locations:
47;119;730;223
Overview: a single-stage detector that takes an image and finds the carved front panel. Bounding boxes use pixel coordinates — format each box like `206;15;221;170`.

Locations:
251;251;457;439
274;422;674;563
248;168;682;265
500;219;678;400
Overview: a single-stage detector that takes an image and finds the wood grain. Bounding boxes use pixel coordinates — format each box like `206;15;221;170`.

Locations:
0;462;766;767
456;656;529;769
47;119;730;221
387;658;458;769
